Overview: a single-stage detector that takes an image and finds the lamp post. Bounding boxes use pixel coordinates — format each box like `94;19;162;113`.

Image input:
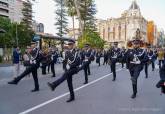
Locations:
16;23;18;47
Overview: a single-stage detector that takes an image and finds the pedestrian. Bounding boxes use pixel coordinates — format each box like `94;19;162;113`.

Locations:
12;46;21;78
157;48;164;69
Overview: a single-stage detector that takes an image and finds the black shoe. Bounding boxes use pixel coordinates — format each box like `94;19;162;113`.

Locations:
145;76;148;79
8;80;18;85
47;82;55;91
131;93;136;99
66;98;75;103
51;75;56;77
152;69;154;71
31;89;39;92
112;79;116;81
83;82;88;84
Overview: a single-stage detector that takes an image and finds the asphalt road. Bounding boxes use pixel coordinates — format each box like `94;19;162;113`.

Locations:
0;61;164;114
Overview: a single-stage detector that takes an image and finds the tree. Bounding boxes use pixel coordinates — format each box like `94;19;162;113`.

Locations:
54;0;68;37
21;0;33;30
78;29;105;49
54;0;68;50
0;17;13;47
0;17;32;48
65;0;77;39
21;0;34;46
79;0;97;31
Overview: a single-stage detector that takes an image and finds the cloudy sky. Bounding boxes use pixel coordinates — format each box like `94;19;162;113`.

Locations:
33;0;165;35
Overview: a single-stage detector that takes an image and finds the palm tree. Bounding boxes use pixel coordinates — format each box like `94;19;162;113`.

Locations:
65;0;83;36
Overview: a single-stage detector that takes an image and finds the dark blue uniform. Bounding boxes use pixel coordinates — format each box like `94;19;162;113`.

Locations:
47;49;81;102
109;47;121;81
96;51;102;66
127;48;148;98
8;47;43;92
49;50;58;77
120;48;126;68
82;49;94;84
156;62;165;94
103;50;108;65
144;49;155;78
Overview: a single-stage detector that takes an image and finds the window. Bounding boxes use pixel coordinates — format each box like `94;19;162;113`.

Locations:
103;28;105;40
118;26;121;40
113;27;115;40
108;27;110;40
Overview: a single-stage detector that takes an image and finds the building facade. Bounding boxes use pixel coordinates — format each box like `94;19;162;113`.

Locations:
97;0;148;47
0;0;23;23
0;0;9;17
147;21;159;46
32;20;44;33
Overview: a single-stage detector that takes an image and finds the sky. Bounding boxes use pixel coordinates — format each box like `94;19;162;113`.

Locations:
33;0;165;35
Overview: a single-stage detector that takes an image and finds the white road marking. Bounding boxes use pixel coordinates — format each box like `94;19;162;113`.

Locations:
19;69;122;114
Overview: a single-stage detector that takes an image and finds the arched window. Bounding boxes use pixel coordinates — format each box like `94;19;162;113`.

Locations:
108;27;110;40
113;27;115;40
103;28;105;40
118;26;121;39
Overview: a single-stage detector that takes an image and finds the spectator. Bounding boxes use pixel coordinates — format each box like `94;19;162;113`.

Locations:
158;48;164;69
12;46;21;78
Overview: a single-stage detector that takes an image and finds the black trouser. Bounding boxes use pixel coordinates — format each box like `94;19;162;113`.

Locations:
51;67;78;99
129;65;143;94
47;63;51;73
51;62;55;76
83;61;91;83
145;61;155;78
42;63;47;75
151;61;155;70
96;58;100;66
103;58;108;65
111;60;116;80
144;63;148;78
121;61;124;68
15;66;39;90
63;61;67;71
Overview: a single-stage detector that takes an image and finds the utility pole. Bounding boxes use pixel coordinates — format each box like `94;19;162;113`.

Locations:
16;23;18;47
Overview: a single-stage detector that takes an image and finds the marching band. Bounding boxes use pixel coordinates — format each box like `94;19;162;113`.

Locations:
7;29;165;102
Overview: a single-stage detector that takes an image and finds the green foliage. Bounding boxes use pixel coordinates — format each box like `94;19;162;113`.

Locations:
0;17;33;48
78;29;105;49
79;0;97;31
54;0;68;37
65;0;77;17
21;0;33;30
0;17;13;47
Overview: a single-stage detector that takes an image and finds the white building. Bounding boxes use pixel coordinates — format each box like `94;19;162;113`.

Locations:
0;0;23;23
97;0;148;47
32;20;44;33
0;0;9;17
